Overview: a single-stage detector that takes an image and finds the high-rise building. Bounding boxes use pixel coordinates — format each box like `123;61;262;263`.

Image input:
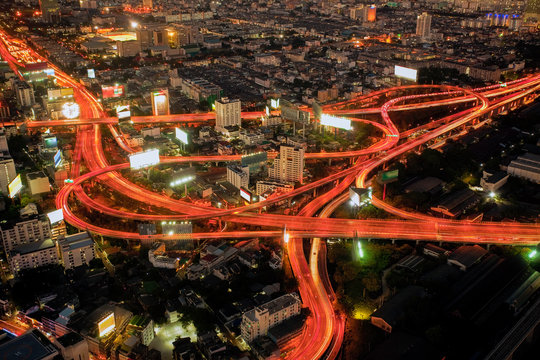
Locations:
151;90;170;116
268;145;305;184
363;5;377;22
241;293;301;343
14;81;35;108
0;157;16;196
143;0;153;9
215;98;241;131
227;165;249;190
524;0;540;22
58;232;95;270
9;239;59;275
39;0;60;23
416;12;432;38
0;216;52;252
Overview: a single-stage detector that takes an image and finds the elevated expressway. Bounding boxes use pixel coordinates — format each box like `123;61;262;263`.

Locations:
2;29;540;360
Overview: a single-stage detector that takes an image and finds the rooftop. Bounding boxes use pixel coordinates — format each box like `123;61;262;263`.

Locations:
0;329;58;360
11;239;55;256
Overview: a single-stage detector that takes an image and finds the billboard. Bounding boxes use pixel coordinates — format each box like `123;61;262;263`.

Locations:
54;150;62;168
44;136;57;148
116;105;131;120
380;169;399;183
151;90;170;116
102;85;125;99
320;114;352;130
8;174;22;198
270;98;280;109
98;313;115;337
87;69;95;79
394;65;418;82
162;221;193;234
129;149;160;169
175;128;188;145
349;187;372;207
240;187;252;203
62;102;80;119
47;209;64;224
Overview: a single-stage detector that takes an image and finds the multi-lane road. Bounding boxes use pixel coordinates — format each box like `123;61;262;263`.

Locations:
1;29;540;360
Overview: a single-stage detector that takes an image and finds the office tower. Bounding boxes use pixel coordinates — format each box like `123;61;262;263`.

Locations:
0;157;16;196
363;5;376;22
268;145;305;184
416;12;432;38
215;98;241;131
39;0;60;23
14;81;35;108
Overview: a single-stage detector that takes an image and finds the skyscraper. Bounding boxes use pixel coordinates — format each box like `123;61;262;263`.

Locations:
215;98;241;132
268;145;305;184
416;12;432;38
39;0;60;23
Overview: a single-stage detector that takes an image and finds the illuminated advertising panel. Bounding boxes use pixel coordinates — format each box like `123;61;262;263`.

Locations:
240;187;252;203
151;90;170;116
54;150;62;168
102;85;125;99
116;105;131;120
320;114;352;130
62;102;80;119
47;209;64;224
44;136;57;148
129;149;160;169
175;128;188;145
394;65;418;82
8;174;22;198
98;313;115;337
270;99;280;109
87;69;95;79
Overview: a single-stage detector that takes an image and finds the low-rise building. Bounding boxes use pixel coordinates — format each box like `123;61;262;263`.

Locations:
507;153;540;184
127;315;154;346
370;286;426;333
27;171;51;195
241;293;301;343
480;170;509;192
447;245;488;271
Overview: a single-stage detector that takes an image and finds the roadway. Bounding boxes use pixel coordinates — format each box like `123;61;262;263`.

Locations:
2;28;540;360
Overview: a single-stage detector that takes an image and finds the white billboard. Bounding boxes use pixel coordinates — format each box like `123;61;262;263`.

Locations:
270;99;280;109
320;114;352;130
8;174;22;198
116;105;131;120
129;149;160;169
240;187;251;203
175;128;188;145
62;102;80;119
394;65;418;82
47;209;64;224
87;69;95;79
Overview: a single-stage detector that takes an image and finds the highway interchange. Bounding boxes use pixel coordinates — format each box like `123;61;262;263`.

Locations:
1;29;540;360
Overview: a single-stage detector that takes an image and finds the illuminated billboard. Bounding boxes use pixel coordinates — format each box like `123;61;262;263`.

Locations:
62;102;80;119
151;90;170;116
8;174;22;198
87;69;95;79
44;136;57;148
116;105;131;120
270;99;280;109
349;187;372;207
47;209;64;224
175;128;188;145
394;65;418;82
54;150;62;168
102;85;125;99
98;313;115;337
129;149;160;169
240;187;252;203
320;114;352;130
